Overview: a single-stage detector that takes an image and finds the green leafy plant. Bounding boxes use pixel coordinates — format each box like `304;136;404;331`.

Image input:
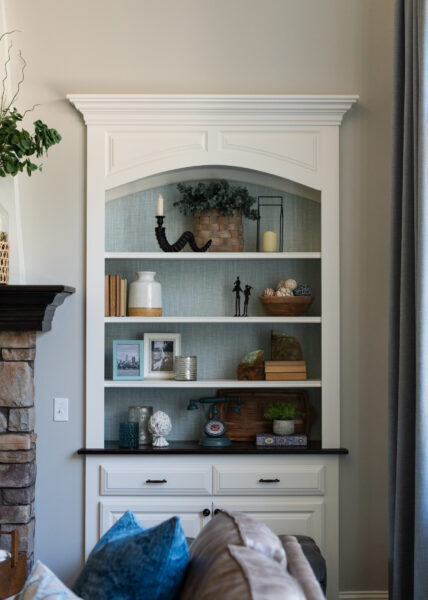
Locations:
174;179;259;220
0;31;61;178
263;402;298;421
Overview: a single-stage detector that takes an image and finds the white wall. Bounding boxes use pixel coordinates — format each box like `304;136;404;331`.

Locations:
2;0;392;591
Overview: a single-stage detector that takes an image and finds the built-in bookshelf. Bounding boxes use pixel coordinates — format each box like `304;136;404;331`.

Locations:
70;94;356;598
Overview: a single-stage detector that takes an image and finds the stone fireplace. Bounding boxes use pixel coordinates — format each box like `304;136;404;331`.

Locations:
0;286;74;573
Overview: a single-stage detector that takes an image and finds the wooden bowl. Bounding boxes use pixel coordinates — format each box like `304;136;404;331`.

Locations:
259;295;314;317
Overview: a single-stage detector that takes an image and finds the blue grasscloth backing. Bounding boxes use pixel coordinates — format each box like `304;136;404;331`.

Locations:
73;511;189;600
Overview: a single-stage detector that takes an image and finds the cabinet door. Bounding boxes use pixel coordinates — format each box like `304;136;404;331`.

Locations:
213;498;324;551
100;498;211;539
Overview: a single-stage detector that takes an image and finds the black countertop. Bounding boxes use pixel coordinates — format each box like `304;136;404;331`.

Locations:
78;441;348;455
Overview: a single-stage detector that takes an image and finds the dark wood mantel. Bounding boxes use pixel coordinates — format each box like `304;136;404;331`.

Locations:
0;285;75;332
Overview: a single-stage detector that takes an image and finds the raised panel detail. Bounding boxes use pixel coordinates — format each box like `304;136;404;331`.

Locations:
213;464;325;496
107;131;208;175
100;499;210;538
100;465;212;496
214;498;324;551
219;131;318;171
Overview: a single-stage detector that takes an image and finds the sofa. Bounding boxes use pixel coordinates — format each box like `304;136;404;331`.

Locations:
15;510;327;600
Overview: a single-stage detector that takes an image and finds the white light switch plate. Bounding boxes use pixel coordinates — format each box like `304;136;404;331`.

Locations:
54;398;69;421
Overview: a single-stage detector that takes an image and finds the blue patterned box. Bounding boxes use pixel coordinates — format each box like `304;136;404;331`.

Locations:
256;433;307;447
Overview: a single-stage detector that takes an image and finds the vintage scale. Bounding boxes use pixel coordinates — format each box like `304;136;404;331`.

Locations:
187;396;242;446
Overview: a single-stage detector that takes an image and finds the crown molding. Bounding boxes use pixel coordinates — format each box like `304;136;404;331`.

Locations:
67;94;358;127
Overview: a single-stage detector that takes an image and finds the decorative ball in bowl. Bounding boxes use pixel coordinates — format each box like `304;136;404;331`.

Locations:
259;295;314;316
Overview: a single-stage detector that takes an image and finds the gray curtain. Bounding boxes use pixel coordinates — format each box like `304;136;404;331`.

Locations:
390;1;428;598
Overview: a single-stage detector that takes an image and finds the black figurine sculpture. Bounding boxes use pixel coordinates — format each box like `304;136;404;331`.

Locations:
155;216;212;252
233;276;243;316
243;285;253;317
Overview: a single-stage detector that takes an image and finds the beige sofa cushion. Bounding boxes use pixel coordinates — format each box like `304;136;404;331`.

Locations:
189;510;286;566
281;536;325;600
181;544;305;600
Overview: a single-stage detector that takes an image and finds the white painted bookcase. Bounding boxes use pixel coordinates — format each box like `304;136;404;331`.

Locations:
69;94;357;600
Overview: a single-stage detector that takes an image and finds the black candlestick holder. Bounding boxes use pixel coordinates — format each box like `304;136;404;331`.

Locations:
155;216;212;253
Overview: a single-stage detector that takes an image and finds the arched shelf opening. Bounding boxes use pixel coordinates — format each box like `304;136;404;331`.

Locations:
105;165;321;255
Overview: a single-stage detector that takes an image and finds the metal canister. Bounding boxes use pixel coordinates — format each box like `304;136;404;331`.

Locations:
174;356;197;381
128;406;153;445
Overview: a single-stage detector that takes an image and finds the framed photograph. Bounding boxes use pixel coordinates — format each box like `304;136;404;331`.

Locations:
143;333;182;379
113;340;144;381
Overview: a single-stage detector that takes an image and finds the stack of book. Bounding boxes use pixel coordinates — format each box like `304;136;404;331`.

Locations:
105;275;127;317
265;361;307;381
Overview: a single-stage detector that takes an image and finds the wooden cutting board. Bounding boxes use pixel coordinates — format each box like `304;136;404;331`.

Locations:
217;389;313;442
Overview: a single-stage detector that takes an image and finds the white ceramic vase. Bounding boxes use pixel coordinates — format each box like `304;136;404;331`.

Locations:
128;271;162;316
273;419;295;436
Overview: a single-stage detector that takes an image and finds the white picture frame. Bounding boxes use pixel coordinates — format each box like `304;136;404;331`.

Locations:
143;333;182;379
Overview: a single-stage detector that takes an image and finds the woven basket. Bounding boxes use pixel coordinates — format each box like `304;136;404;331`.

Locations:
193;210;243;252
0;241;9;284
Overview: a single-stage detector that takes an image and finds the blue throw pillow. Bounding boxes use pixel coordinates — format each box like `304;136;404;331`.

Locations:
73;511;189;600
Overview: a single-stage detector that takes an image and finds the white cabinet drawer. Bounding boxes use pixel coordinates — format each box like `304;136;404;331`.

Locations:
213;465;325;496
100;465;212;496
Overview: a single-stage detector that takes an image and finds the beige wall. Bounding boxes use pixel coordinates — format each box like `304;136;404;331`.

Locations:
2;0;392;591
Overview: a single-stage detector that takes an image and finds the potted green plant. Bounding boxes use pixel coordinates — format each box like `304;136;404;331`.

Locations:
174;180;258;252
0;31;62;284
263;402;298;435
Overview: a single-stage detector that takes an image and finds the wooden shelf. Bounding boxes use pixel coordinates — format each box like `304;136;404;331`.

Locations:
104;379;322;389
105;316;321;324
105;252;321;260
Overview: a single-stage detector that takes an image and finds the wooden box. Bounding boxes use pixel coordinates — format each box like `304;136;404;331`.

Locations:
217;388;314;442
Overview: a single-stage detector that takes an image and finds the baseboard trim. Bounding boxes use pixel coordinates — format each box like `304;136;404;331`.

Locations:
339;592;388;600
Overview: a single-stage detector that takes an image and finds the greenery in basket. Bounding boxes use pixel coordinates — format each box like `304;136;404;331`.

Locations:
263;402;298;421
0;31;61;178
174;179;259;220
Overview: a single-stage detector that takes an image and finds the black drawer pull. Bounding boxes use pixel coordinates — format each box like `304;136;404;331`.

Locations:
258;478;280;483
214;508;222;515
145;478;167;484
202;508;211;517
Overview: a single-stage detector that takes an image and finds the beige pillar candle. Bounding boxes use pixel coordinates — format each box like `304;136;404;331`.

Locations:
262;230;278;252
157;194;164;216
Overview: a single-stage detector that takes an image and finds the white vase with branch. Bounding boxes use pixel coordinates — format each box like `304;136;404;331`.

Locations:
0;30;61;284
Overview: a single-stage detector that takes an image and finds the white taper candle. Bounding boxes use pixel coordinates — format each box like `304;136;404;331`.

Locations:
157;194;164;216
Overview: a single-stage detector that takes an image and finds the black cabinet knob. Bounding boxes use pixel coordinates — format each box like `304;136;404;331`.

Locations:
202;508;211;517
214;508;222;515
